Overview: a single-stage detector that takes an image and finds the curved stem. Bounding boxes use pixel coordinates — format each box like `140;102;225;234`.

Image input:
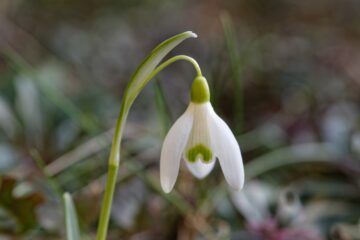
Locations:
110;55;201;167
126;55;202;109
96;55;202;240
152;55;202;77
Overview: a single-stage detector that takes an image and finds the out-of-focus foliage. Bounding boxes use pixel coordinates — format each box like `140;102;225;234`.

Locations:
0;176;44;233
0;0;359;239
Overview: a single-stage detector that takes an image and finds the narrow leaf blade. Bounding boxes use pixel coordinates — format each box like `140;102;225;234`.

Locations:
63;192;81;240
125;31;197;103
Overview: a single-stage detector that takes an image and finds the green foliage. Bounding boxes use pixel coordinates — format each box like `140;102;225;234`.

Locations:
63;193;81;240
124;31;198;108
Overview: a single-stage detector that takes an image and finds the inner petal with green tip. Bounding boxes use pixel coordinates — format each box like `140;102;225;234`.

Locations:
186;144;213;163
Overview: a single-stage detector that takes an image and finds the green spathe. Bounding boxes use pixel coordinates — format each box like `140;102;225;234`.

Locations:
186;144;213;163
190;76;210;103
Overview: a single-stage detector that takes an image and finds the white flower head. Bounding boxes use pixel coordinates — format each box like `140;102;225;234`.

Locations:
160;76;244;193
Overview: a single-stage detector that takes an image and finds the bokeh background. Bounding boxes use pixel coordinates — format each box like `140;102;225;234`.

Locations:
1;0;360;239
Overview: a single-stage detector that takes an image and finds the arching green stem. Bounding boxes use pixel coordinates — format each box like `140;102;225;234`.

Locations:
96;54;202;240
109;55;202;167
125;55;201;108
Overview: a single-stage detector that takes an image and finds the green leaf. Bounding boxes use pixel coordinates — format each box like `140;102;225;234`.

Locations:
63;192;81;240
124;31;197;106
153;78;171;136
0;96;19;139
221;13;243;134
15;75;44;146
245;143;338;180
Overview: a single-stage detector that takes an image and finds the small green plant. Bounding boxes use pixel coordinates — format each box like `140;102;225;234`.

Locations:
63;31;245;240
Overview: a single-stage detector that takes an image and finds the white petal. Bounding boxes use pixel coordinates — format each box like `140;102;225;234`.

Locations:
185;159;216;179
160;105;194;193
208;106;244;190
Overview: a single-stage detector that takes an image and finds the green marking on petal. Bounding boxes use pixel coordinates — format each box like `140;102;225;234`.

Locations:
186;144;213;163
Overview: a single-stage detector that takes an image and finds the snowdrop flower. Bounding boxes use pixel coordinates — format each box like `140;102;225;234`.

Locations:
160;76;244;193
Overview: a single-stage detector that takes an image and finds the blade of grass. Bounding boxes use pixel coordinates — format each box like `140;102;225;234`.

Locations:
30;149;63;199
245;143;339;180
63;193;81;240
153;78;171;136
221;12;243;134
46;129;113;176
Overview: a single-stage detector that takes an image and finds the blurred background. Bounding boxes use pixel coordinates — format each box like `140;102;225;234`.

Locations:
0;0;360;239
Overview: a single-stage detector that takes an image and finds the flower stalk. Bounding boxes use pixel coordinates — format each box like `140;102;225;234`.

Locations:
96;31;200;240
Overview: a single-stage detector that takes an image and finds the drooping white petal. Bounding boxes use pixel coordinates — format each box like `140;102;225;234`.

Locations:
208;106;244;190
160;105;194;193
185;158;216;179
